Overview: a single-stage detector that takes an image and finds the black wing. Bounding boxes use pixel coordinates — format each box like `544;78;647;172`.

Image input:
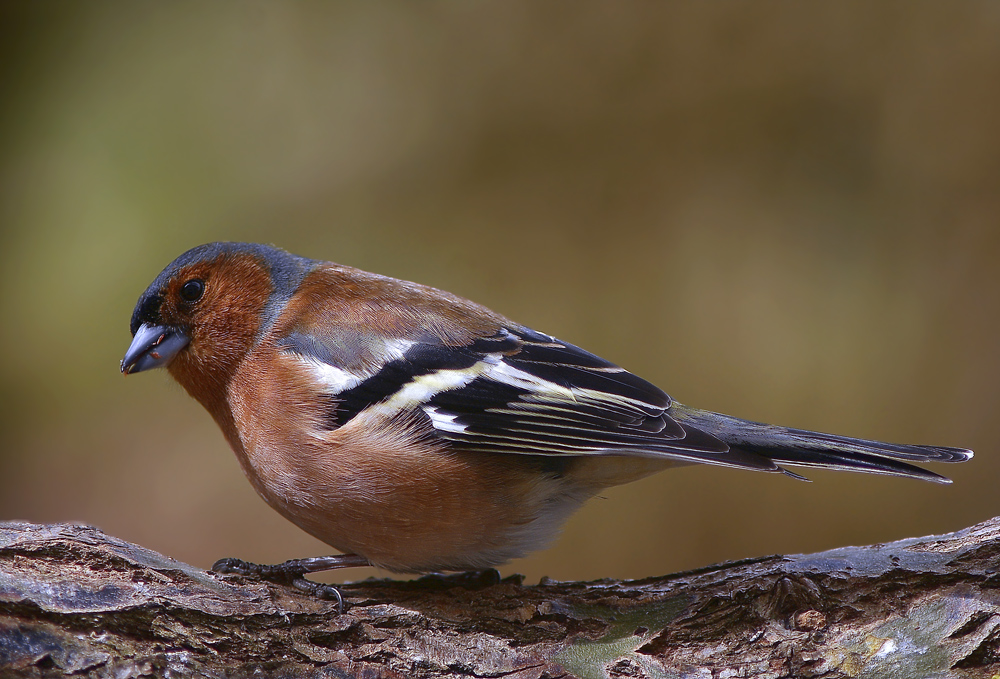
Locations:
334;325;785;473
284;324;970;481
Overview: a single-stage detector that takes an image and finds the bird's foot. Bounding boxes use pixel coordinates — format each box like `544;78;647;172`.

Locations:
417;568;510;589
212;554;369;613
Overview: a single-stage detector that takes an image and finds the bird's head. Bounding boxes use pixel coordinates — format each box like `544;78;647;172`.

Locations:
121;242;315;400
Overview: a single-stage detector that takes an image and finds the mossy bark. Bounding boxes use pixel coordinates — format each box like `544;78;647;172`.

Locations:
2;519;999;678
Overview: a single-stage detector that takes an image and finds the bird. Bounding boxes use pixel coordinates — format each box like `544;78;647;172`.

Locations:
121;241;972;603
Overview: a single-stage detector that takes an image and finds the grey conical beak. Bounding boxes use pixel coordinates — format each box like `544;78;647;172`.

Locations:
121;323;190;374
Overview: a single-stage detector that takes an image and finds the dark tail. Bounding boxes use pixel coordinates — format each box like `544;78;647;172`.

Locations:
669;404;973;484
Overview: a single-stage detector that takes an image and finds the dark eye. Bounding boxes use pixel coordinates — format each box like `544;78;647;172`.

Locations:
179;279;205;302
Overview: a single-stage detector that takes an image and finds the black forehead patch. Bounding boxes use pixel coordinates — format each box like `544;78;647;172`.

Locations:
130;292;164;335
129;242;319;336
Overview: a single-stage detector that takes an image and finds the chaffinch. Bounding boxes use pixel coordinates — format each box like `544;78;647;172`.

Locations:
121;242;971;598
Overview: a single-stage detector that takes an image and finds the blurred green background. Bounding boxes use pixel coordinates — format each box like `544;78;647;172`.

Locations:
1;3;997;585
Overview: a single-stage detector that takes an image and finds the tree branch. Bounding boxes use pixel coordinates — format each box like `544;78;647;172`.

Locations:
2;518;999;678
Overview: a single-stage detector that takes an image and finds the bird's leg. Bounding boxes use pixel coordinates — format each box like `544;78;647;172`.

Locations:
212;554;371;612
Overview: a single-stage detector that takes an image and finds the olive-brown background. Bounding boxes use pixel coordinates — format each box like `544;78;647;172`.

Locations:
1;3;997;584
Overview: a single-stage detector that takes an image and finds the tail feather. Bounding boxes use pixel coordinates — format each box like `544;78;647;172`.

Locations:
669;404;973;484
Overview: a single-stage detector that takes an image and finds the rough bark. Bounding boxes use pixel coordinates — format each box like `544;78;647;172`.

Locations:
2;518;999;678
